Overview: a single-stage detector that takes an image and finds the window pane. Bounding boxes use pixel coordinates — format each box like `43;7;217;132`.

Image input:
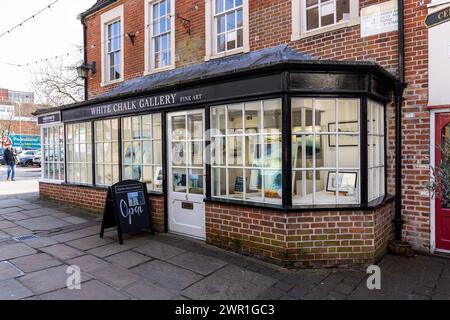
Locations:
217;15;226;34
245;101;261;133
173;168;187;192
212;137;226;166
216;0;224;13
212;167;227;196
228;168;243;199
189;168;204;195
245;169;262;201
263;169;282;203
306;7;319;30
336;0;350;22
211;107;226;135
228;136;243;166
263;99;282;133
227;104;243;134
225;0;234;10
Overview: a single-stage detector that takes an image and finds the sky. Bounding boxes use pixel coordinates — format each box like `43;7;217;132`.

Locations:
0;0;96;94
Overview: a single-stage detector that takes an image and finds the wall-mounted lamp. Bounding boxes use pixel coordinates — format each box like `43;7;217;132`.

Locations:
76;61;96;79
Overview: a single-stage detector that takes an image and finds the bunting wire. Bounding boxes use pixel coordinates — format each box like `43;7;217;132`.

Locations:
0;0;61;39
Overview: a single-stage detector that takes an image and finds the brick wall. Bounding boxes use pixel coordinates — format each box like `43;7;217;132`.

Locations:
206;200;395;268
39;182;165;232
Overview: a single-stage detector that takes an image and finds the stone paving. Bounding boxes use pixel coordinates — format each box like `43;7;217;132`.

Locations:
0;192;449;300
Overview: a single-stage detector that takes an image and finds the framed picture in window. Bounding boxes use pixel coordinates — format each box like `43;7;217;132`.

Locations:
326;172;358;193
328;121;358;147
154;166;163;189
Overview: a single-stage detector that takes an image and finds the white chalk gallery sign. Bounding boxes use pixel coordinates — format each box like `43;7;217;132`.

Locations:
361;0;398;38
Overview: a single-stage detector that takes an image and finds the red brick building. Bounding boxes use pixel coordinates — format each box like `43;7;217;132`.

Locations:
36;0;449;267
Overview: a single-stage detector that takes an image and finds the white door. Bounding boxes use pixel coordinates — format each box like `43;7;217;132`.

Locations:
167;110;205;239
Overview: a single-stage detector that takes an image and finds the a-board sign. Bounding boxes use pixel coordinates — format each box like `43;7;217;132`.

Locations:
100;180;154;244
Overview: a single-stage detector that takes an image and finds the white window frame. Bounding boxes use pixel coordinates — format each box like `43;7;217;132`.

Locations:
101;5;124;86
291;0;359;41
144;0;176;75
122;113;163;192
94;119;120;187
66;122;93;186
205;0;250;61
40;123;64;184
210;99;283;204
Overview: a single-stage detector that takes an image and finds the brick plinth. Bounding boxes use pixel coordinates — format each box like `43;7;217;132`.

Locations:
38;182;165;233
206;200;394;268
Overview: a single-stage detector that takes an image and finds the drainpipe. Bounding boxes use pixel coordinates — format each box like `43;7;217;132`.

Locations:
81;17;88;101
394;0;407;241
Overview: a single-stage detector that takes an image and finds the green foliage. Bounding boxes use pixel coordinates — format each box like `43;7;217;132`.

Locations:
429;138;450;208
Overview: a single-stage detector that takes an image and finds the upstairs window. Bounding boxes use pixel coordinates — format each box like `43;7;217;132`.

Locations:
146;0;175;73
291;0;358;40
205;0;249;59
106;20;122;81
215;0;244;54
304;0;350;31
101;5;124;85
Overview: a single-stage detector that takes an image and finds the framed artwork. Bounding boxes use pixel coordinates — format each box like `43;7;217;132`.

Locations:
173;172;186;192
328;121;358;147
326;172;358;193
154;166;163;189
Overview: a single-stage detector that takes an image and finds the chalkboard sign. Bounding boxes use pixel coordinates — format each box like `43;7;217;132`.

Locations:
100;180;154;245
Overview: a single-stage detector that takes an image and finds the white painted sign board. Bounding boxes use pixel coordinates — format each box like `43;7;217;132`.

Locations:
361;0;398;37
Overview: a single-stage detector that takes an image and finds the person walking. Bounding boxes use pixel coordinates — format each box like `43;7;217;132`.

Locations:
3;144;16;181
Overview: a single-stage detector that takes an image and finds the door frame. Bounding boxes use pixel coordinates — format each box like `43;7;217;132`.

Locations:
430;107;450;253
166;108;206;240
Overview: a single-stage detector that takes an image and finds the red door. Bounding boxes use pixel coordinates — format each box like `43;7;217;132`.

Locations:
436;113;450;251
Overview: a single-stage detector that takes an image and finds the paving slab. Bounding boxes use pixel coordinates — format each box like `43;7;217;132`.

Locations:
66;235;115;251
16;216;71;231
0;261;24;280
18;204;43;210
62;216;89;225
182;265;277;300
0;230;10;240
167;252;227;276
49;212;71;219
2;212;30;221
89;264;141;290
0;243;37;261
0;199;31;208
18;265;90;295
125;281;179;300
67;255;111;273
0;207;24;215
105;251;151;269
87;242;136;258
3;226;33;237
20;236;59;249
25;208;60;218
50;225;100;242
40;244;85;260
10;253;62;273
131;260;203;291
0;279;34;300
38;280;129;300
134;240;185;260
0;220;17;229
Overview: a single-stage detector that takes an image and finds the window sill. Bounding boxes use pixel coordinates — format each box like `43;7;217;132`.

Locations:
204;194;393;213
143;65;175;76
291;18;360;42
205;46;250;62
39;179;64;185
101;78;124;88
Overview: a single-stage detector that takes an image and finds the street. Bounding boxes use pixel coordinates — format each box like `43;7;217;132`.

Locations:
0;166;40;196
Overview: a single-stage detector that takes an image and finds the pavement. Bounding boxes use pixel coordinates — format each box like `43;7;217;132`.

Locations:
0;168;449;300
0;166;40;196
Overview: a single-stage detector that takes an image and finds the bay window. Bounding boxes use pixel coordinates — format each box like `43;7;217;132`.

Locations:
211;99;282;204
42;125;64;181
122;113;163;191
292;98;360;205
368;100;385;201
95;119;120;186
66;122;93;185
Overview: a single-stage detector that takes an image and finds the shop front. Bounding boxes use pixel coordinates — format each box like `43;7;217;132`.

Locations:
36;46;396;267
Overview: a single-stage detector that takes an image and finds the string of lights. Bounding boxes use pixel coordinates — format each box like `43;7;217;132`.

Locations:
0;0;61;39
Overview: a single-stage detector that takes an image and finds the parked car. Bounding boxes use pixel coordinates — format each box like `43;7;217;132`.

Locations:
33;156;41;167
18;150;40;167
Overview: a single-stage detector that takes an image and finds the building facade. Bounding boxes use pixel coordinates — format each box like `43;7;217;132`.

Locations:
35;0;448;267
0;88;34;104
